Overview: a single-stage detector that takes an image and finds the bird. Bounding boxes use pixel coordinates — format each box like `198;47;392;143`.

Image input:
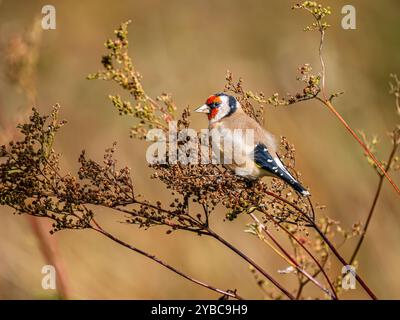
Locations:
194;93;310;196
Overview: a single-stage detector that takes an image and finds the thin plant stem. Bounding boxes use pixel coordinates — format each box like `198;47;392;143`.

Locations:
257;207;337;299
96;201;291;299
90;220;243;300
308;4;399;196
349;139;399;264
28;216;70;299
205;227;295;300
318;98;399;196
278;222;336;297
311;222;377;300
262;191;377;299
296;256;329;299
249;211;337;299
318;28;327;100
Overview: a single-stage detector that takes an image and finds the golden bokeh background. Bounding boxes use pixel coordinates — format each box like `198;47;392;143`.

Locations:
0;0;399;299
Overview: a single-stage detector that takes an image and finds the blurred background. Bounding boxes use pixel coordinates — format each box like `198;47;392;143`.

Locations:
0;0;399;299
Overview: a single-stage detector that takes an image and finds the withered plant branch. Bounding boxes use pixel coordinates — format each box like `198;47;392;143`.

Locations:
112;206;209;235
40;135;295;299
318;98;400;196
27;216;70;299
249;211;337;299
319;32;326;99
265;190;309;217
89;219;243;300
296;255;329;300
112;200;295;299
307;195;316;223
349;134;399;265
293;2;399;195
201;203;210;227
259;192;377;299
294;209;377;299
310;217;377;299
205;226;295;300
257;206;337;299
297;217;356;299
1;18;71;299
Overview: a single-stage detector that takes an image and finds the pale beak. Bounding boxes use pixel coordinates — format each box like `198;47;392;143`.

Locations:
194;104;210;113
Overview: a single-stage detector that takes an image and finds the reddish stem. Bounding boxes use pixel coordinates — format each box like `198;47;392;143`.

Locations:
321;99;399;196
28;216;70;299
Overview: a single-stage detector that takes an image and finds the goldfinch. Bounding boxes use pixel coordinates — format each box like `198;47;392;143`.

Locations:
195;93;310;196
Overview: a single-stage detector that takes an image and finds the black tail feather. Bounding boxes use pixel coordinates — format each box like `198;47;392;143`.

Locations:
253;143;310;197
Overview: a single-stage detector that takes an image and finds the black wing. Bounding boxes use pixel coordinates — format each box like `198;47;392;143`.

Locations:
253;143;310;196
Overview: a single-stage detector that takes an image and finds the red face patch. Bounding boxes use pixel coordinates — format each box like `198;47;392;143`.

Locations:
206;95;222;106
208;107;219;120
